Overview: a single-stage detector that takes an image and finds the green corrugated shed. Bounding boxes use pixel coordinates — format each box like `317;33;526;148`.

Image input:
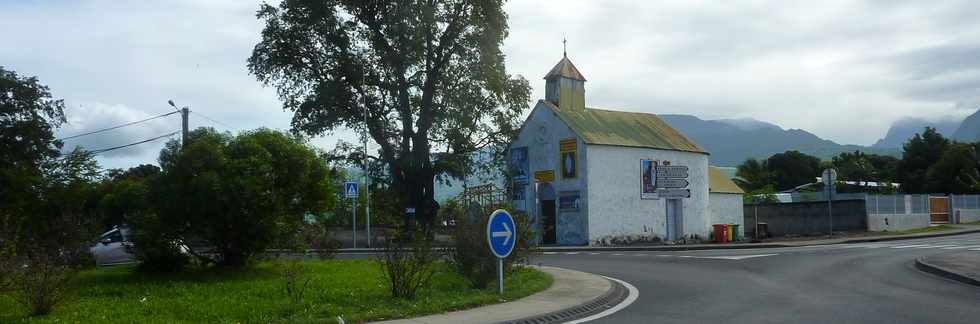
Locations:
543;101;707;154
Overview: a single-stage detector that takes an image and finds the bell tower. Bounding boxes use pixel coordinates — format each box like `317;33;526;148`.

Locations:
544;40;586;111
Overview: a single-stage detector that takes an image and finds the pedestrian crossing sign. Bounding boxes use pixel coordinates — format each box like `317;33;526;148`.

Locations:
345;181;358;198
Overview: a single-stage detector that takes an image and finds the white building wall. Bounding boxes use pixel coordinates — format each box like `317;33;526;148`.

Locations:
509;102;590;245
867;213;930;231
709;193;744;237
585;144;710;244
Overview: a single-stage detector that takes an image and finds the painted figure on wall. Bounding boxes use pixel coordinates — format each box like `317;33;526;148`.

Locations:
509;147;529;184
641;159;658;199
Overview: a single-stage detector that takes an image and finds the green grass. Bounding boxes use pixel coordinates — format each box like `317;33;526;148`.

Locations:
961;221;980;225
0;259;552;323
880;224;955;235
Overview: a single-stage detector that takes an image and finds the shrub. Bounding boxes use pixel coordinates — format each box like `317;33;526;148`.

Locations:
127;211;190;272
151;128;337;268
444;199;537;289
377;231;438;299
10;252;82;316
279;259;312;306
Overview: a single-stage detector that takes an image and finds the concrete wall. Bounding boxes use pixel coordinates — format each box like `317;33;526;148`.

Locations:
710;193;744;237
586;144;710;244
954;209;980;223
509;102;589;245
867;213;930;231
744;200;867;237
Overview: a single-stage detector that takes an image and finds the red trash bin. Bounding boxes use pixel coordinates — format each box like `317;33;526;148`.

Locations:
713;224;729;244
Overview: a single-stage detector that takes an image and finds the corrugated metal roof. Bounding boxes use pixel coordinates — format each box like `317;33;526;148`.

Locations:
709;166;744;194
544;56;587;81
544;101;707;154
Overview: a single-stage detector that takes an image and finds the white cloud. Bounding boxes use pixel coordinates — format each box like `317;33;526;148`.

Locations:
4;0;980;171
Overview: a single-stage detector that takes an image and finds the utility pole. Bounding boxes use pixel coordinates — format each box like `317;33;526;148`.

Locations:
181;107;189;146
362;86;371;248
169;100;190;146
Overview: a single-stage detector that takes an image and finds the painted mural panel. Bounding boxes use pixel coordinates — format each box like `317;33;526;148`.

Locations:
641;159;659;200
557;191;587;244
509;147;529;184
560;138;577;179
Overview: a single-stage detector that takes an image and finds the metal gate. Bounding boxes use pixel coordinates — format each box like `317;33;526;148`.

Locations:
929;196;950;224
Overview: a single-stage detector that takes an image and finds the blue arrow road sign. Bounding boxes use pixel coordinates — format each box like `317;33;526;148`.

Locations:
486;209;517;258
345;181;358;198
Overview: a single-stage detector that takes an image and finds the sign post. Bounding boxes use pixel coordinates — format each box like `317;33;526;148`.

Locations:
822;169;837;238
487;209;517;294
345;181;359;248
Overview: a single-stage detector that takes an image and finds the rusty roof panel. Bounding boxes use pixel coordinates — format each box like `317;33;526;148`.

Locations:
544;57;587;81
709;166;745;194
546;102;707;154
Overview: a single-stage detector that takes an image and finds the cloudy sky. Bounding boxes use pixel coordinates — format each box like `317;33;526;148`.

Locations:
3;0;980;169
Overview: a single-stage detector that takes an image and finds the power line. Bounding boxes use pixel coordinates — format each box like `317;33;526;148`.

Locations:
58;111;179;141
90;130;180;155
190;111;237;131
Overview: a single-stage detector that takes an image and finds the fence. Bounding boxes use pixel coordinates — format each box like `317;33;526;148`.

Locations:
744;199;867;237
864;194;930;215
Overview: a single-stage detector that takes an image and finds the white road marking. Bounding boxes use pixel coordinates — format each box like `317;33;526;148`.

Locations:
565;252;580;255
656;255;672;257
564;275;639;324
543;252;558;255
634;253;648;256
612;253;625;256
890;244;931;249
915;245;957;249
969;248;980;251
942;245;980;250
589;252;601;255
679;253;779;260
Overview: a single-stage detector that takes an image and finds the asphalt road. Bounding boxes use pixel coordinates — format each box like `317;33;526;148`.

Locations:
532;233;980;324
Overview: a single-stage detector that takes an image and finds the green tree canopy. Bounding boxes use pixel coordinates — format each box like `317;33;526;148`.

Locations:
247;0;531;228
831;150;899;183
734;158;771;192
897;127;950;193
766;150;822;191
150;128;336;267
0;66;67;222
925;142;980;194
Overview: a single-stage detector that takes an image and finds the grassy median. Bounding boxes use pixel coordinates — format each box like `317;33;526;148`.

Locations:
0;259;551;323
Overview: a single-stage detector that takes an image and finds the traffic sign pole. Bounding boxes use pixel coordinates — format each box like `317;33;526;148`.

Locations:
497;258;504;294
487;209;517;295
345;181;359;248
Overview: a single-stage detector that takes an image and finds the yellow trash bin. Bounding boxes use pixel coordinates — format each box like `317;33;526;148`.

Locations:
727;224;735;242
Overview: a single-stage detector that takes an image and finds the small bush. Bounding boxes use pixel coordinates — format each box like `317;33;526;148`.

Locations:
11;253;81;316
444;200;537;289
127;212;190;272
377;231;438;299
279;259;312;306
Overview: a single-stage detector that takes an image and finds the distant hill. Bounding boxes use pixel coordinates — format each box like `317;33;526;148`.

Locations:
952;109;980;142
658;115;900;167
872;117;960;148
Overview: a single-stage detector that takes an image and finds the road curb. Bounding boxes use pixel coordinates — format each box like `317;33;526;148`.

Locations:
835;228;980;244
371;266;625;324
914;257;980;287
532;228;980;253
506;275;629;324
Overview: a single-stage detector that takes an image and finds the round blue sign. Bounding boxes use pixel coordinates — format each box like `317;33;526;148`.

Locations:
486;209;517;258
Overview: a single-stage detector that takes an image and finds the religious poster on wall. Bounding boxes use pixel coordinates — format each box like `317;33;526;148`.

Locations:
512;185;526;211
560;138;577;179
641;159;659;200
509;147;529;184
559;191;581;211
